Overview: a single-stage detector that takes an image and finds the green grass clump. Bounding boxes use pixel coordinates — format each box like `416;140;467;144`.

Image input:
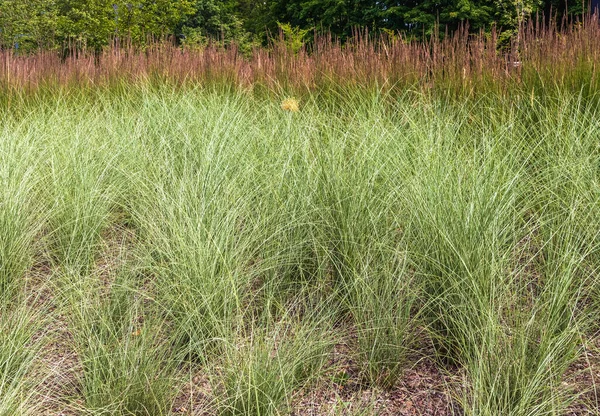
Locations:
0;121;44;298
0;302;43;416
60;266;175;416
215;316;334;416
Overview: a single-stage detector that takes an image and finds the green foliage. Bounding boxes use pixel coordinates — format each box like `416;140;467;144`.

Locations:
277;22;310;53
0;0;58;51
495;0;543;28
0;1;589;51
180;0;244;41
55;0;117;50
112;0;196;44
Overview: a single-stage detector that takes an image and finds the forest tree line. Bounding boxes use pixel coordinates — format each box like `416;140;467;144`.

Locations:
0;0;592;52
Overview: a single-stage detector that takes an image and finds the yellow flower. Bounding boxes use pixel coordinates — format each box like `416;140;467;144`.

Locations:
281;97;300;112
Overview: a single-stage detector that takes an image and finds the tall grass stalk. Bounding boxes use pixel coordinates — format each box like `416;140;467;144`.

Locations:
2;15;600;98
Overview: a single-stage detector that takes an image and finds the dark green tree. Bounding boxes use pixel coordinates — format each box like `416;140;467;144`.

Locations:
112;0;195;43
0;0;591;52
54;0;116;50
0;0;58;51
